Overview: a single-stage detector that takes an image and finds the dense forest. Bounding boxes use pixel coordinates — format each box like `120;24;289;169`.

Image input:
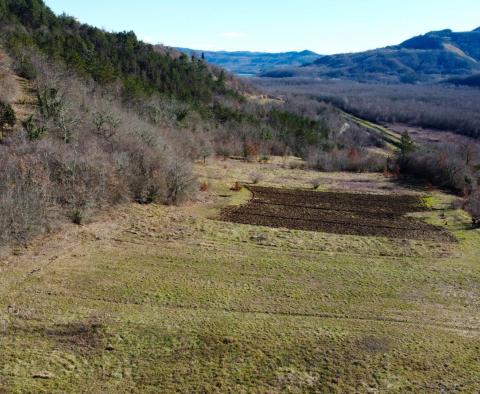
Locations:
0;0;232;103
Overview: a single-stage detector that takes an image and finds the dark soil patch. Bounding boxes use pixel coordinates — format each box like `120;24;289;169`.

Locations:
45;316;106;352
221;186;454;241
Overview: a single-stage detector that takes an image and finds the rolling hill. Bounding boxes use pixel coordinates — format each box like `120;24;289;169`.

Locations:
444;73;480;87
176;48;322;76
261;27;480;83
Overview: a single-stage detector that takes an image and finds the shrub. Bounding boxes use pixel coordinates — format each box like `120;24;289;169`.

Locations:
199;181;209;192
231;182;242;191
464;191;480;228
250;172;264;184
311;178;322;190
0;149;51;245
23;115;46;140
0;102;16;129
307;148;385;173
243;139;258;161
397;145;478;192
164;158;196;205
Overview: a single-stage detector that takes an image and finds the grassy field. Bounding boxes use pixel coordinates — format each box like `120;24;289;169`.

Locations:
0;157;479;393
339;110;403;150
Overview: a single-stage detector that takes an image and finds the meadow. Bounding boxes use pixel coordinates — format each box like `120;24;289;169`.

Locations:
0;157;479;393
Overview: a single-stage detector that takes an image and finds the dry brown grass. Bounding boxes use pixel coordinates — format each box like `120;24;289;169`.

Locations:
0;51;19;104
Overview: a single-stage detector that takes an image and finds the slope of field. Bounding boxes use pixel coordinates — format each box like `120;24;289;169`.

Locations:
0;158;479;392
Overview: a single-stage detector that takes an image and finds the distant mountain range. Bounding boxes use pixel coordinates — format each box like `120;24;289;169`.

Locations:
261;27;480;83
176;48;322;76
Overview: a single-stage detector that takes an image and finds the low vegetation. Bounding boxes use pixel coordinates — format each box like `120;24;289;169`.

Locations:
397;141;480;192
1;158;479;392
464;191;480;227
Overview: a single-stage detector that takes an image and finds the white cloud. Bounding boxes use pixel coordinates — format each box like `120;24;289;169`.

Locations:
220;32;248;39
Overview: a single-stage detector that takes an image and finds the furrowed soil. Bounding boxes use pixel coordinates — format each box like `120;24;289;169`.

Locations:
222;186;455;241
0;157;479;393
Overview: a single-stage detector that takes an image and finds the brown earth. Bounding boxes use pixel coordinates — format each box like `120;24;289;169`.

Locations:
222;186;455;241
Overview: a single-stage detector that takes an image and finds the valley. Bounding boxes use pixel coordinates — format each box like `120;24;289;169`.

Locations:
1;1;479;392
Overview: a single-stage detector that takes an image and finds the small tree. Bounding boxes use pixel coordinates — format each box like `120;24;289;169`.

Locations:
465;191;480;228
399;131;415;156
0;102;16;129
243;139;258;161
23;115;46;140
197;136;214;166
165;159;195;205
93;110;120;141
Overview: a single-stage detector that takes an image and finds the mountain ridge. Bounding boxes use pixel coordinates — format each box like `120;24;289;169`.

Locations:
261;27;480;83
176;48;322;76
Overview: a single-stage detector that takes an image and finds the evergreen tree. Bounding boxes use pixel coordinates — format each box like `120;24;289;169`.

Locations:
399;131;415;156
0;102;16;129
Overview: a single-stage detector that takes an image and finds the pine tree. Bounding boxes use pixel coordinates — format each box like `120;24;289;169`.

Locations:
399;131;415;156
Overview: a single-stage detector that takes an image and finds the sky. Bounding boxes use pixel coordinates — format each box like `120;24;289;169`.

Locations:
44;0;480;54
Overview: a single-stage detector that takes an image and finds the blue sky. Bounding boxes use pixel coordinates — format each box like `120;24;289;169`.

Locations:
45;0;480;54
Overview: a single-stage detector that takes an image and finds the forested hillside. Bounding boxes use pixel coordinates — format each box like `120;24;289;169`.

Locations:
0;0;238;104
0;0;381;249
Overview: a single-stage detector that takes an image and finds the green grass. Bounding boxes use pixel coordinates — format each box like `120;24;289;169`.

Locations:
0;159;479;392
340;110;402;149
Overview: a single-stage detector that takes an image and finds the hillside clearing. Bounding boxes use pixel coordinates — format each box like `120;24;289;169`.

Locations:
0;158;479;392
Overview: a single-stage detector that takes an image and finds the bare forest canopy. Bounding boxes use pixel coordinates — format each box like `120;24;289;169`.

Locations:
257;78;480;139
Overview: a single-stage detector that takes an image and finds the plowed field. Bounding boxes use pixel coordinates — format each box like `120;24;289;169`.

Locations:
222;186;454;241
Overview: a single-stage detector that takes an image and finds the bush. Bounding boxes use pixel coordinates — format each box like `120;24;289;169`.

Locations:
307;148;385;173
397;145;478;192
311;178;322;190
231;182;242;192
464;192;480;227
0;101;16;129
250;172;264;184
0;51;199;248
0;51;19;103
164;159;196;205
0;149;51;245
243;139;258;161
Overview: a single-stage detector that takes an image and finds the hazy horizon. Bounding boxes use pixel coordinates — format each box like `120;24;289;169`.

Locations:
44;0;480;55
